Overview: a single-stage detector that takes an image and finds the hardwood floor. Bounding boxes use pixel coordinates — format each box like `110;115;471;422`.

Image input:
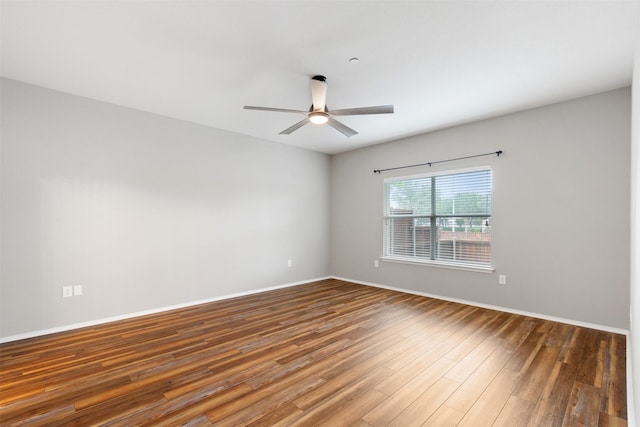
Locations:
0;279;627;426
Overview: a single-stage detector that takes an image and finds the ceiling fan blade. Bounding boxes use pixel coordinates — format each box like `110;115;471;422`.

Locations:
329;105;394;116
244;106;307;114
327;117;358;137
279;118;310;135
310;75;327;112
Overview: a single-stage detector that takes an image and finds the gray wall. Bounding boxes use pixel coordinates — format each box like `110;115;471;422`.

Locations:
331;88;631;330
0;78;331;339
1;78;631;340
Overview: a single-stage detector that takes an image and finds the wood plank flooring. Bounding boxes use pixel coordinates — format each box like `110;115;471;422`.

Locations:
0;279;627;426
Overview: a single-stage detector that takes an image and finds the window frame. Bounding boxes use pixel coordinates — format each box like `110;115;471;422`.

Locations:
382;166;494;272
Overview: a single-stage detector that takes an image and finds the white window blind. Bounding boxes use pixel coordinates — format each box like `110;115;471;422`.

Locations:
384;167;492;268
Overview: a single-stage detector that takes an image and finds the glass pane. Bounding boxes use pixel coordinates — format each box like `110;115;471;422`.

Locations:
386;217;431;259
435;170;491;215
386;177;432;216
435;216;491;265
387;217;415;256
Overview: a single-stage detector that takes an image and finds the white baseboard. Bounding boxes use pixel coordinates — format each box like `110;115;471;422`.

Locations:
627;334;636;427
1;274;628;341
0;276;331;344
331;275;629;336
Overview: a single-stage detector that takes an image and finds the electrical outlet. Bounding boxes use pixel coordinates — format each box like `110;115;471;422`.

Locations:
74;285;83;296
374;260;379;268
62;286;73;298
499;275;507;285
287;259;292;267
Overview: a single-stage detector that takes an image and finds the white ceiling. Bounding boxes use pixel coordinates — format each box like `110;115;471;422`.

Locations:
2;1;639;155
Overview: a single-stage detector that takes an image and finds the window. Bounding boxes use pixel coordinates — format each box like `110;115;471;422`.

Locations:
384;167;492;269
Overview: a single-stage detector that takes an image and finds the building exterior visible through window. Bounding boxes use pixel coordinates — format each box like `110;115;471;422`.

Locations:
383;167;492;269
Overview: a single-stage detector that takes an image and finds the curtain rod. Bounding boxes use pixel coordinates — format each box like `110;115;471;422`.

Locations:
373;150;503;174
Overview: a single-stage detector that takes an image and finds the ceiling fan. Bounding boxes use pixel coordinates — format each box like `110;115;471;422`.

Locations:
243;75;394;137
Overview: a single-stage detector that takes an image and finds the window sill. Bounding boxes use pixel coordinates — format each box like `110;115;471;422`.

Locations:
381;256;495;273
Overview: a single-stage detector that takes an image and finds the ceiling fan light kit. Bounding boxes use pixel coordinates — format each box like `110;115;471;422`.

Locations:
308;111;329;125
244;75;394;138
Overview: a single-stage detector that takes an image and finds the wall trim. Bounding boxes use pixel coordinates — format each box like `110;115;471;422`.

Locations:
628;332;636;427
332;276;629;336
0;277;330;344
2;274;628;342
